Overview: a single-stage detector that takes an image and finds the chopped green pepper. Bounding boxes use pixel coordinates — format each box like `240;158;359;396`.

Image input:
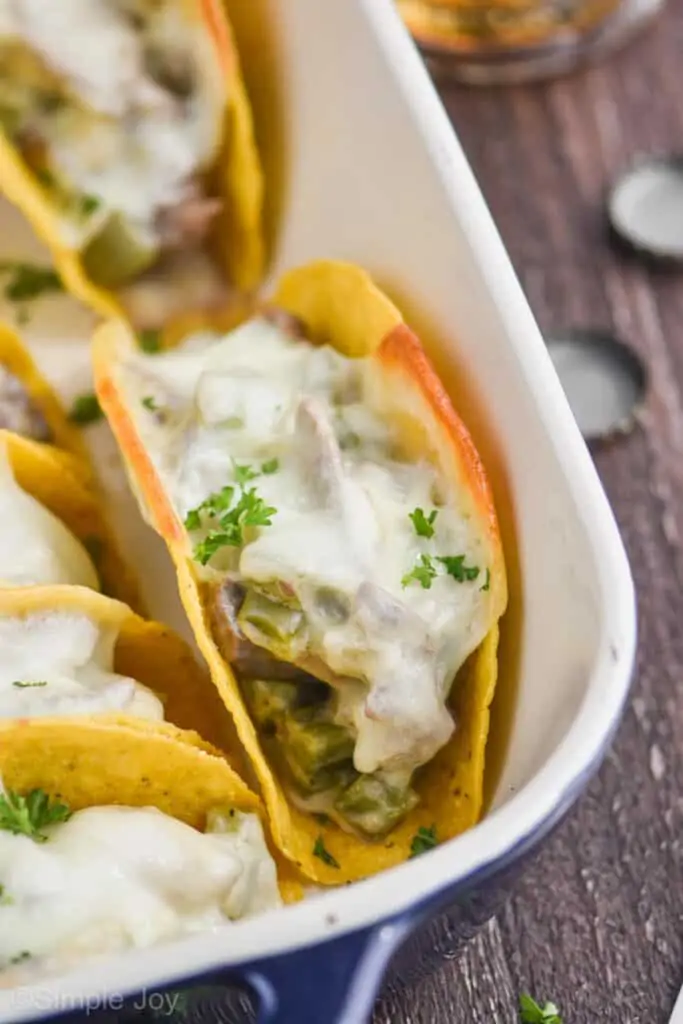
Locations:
238;590;303;643
335;774;419;837
242;678;300;730
281;716;355;794
81;212;157;287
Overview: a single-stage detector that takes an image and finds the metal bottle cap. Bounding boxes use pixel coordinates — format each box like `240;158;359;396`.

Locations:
546;329;647;441
608;155;683;261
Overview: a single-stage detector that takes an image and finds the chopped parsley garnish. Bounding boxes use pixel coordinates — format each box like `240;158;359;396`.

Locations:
402;553;481;589
409;825;438;858
186;476;276;566
184;486;235;530
437;555;480;582
232;461;259;487
0;262;63;303
138;329;161;354
313;835;339;869
10;951;31;965
409;507;438;538
401;554;438;590
79;194;100;217
141;395;158;412
519;994;562;1023
0;788;71;843
68;393;103;425
261;458;279;475
193;531;233;566
481;568;491;592
12;680;47;689
0;884;12;906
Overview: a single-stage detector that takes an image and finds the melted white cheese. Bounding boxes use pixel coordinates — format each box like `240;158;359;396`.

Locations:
0;805;281;983
0;0;225;243
0;610;163;720
123;320;492;776
0;447;99;590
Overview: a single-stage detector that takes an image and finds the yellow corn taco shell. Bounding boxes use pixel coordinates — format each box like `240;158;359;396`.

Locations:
92;260;507;884
0;428;143;612
0;719;301;903
0;1;263;323
0;322;91;479
0;584;235;748
0;717;260;826
0;586;304;901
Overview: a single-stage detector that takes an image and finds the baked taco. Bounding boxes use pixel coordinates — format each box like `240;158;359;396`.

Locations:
0;583;245;746
93;260;508;883
0;0;262;327
0;719;283;986
0;322;91;476
0;428;143;610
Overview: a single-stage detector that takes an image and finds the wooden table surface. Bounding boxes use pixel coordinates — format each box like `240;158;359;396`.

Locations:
375;4;683;1023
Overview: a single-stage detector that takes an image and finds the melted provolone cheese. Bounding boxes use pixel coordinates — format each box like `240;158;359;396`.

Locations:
0;447;99;590
0;805;280;983
123;319;493;777
0;0;225;245
0;610;163;720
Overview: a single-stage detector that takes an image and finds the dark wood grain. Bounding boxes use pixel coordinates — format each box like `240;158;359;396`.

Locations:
375;4;683;1023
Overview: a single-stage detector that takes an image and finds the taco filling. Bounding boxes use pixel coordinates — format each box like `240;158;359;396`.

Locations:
0;0;226;291
0;364;51;441
114;313;499;839
0;441;98;589
0;789;280;984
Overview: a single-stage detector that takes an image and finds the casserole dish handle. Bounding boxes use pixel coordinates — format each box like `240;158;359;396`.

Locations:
241;916;417;1024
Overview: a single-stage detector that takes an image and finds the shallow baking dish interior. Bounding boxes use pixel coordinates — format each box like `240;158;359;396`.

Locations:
0;0;634;1016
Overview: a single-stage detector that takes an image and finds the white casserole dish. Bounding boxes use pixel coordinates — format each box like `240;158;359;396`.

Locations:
0;0;635;1021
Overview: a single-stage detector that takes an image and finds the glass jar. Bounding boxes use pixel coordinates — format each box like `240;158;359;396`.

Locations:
397;0;664;83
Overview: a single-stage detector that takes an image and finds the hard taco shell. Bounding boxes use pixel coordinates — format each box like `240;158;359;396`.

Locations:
0;0;263;322
93;260;507;884
1;429;144;613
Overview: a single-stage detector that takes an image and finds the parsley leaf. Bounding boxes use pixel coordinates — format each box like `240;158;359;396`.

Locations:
481;567;491;592
186;470;277;565
138;329;161;354
437;555;480;582
236;487;277;530
12;680;47;689
141;395;159;412
401;554;438;590
68;393;103;425
313;835;340;868
0;789;71;843
409;507;438;538
0;262;63;303
410;824;438;857
261;458;279;475
188;490;276;564
79;194;100;217
194;531;233;566
519;994;562;1023
232;461;259;487
0;884;13;906
184;486;235;532
10;951;31;965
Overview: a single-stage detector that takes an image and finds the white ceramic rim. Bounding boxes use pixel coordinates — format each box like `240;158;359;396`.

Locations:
0;1;636;1017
